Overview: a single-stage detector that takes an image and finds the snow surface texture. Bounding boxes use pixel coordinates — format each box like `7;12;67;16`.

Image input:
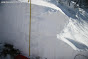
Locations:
0;3;30;56
0;3;75;59
56;0;88;51
0;0;88;59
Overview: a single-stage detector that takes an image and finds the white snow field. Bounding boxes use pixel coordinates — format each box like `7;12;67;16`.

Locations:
0;0;88;59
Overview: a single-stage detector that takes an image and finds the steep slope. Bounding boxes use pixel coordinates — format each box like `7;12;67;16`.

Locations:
0;2;76;59
0;0;88;59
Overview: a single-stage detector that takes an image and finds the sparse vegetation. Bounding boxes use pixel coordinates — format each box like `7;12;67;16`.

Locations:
0;43;21;59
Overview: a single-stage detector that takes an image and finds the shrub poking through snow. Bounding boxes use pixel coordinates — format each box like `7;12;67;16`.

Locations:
0;43;21;59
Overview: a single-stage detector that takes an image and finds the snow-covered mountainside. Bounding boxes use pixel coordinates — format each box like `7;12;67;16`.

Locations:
0;0;88;59
56;0;88;50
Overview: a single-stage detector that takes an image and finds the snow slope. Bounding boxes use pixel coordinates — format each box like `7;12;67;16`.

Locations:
0;3;30;56
0;0;88;59
0;2;76;59
56;1;88;51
